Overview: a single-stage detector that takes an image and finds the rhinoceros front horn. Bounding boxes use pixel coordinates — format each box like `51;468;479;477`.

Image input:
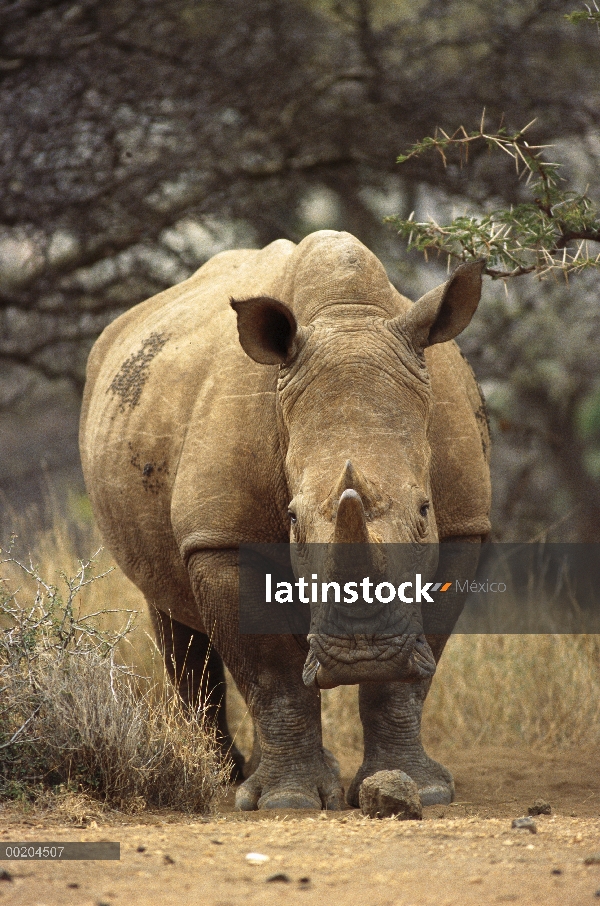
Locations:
334;489;370;543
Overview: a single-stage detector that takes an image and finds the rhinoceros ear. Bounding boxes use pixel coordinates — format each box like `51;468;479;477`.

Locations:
394;259;485;349
230;296;301;365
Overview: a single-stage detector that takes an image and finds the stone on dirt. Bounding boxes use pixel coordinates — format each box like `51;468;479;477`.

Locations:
528;798;551;816
511;816;537;833
266;873;290;883
359;770;422;820
245;852;270;865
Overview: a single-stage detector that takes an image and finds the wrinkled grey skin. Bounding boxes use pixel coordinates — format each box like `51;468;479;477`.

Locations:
80;231;491;810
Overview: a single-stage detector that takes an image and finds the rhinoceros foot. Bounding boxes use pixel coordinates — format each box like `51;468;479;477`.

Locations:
347;754;454;808
234;747;344;811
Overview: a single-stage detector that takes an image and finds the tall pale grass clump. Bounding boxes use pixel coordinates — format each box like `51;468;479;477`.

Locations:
0;508;230;813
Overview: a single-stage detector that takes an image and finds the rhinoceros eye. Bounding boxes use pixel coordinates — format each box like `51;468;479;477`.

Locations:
419;502;430;519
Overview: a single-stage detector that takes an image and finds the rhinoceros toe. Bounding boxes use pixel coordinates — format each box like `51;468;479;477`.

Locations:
235;781;260;811
235;779;327;811
417;782;454;806
259;789;322;810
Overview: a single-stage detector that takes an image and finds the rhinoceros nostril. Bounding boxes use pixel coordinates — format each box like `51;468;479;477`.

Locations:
302;648;321;687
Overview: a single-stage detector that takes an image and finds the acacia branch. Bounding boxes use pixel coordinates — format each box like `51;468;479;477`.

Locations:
388;117;600;279
555;229;600;248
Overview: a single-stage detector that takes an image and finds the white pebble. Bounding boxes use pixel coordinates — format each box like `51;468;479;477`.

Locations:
246;852;270;865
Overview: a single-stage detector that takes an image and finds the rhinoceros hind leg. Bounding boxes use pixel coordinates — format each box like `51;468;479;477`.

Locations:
242;727;261;779
149;607;245;781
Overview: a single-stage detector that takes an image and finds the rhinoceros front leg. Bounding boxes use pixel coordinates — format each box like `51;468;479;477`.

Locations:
187;550;344;811
347;676;453;807
347;537;482;808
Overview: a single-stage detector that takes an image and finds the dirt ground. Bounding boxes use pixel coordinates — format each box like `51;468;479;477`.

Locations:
1;745;599;906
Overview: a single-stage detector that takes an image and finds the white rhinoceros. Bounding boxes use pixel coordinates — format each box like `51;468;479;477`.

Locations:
80;230;491;810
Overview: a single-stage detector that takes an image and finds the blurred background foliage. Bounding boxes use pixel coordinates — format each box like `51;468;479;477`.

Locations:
1;0;600;540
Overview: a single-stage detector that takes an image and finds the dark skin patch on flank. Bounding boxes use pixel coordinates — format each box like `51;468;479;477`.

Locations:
128;443;169;494
108;331;170;412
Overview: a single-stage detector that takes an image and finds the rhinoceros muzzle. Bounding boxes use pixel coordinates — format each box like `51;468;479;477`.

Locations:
302;631;436;689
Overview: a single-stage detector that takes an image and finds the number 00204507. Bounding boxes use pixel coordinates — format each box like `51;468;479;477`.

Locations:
3;845;64;858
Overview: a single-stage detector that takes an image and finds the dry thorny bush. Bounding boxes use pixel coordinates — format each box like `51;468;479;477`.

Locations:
0;539;230;815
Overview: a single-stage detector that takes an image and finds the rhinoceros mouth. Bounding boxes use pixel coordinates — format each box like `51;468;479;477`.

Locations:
302;632;436;689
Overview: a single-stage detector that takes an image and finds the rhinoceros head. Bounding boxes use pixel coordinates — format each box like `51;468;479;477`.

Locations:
231;231;484;688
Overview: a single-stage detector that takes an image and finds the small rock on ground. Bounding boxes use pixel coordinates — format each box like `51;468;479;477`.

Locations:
511;816;537;833
359;770;422;820
528;798;551;816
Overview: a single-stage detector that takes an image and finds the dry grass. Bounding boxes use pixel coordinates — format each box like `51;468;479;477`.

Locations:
423;633;600;749
0;495;230;814
2;493;599;797
2;648;229;813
